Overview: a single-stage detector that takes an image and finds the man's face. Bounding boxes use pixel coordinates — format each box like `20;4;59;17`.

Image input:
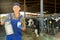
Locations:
13;5;21;12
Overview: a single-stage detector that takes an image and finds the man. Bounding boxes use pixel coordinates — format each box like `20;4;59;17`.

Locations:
0;2;26;40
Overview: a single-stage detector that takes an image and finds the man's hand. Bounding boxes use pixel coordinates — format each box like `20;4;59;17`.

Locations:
21;18;26;31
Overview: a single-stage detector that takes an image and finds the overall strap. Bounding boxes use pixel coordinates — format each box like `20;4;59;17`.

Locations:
18;15;23;21
9;13;13;20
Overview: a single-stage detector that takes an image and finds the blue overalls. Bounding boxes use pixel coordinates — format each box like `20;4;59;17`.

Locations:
6;14;22;40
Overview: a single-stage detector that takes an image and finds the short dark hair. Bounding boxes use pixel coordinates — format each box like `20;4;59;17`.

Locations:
13;2;21;7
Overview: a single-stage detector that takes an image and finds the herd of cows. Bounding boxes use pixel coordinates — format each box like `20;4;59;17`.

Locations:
0;14;60;37
25;16;60;36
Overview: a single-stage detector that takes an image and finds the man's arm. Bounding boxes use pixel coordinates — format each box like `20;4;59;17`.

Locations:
21;18;26;31
0;15;9;25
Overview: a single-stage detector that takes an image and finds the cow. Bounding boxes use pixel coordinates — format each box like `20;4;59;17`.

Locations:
25;18;40;37
44;17;57;35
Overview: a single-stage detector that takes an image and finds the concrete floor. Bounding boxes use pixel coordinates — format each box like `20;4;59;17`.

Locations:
22;28;42;40
0;26;60;40
0;26;42;40
0;25;6;40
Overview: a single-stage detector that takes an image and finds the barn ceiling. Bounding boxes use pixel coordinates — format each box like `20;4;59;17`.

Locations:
0;0;60;14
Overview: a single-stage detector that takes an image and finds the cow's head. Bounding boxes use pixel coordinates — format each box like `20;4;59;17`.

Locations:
28;19;34;26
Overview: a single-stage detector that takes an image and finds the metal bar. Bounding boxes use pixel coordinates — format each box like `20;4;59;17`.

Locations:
40;0;44;32
24;0;26;17
55;0;56;13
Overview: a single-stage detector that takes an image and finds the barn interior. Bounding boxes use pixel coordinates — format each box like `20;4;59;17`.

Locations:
0;0;60;40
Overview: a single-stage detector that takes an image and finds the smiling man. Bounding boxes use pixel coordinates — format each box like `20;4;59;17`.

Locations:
0;2;26;40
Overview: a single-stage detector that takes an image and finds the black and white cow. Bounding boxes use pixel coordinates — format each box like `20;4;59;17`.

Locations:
44;17;56;34
25;18;40;37
44;17;60;34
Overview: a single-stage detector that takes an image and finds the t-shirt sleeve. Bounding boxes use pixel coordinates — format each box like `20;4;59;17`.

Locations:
4;14;10;22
